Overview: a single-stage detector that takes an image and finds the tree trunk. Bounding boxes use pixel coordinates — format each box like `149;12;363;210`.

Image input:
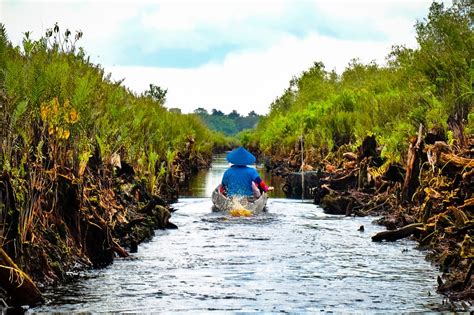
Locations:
402;124;423;203
447;113;467;148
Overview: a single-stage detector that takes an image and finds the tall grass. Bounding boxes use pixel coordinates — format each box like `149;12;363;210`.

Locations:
0;24;220;246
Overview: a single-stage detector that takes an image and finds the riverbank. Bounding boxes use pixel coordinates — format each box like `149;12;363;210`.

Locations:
0;145;211;309
0;24;226;310
263;133;473;305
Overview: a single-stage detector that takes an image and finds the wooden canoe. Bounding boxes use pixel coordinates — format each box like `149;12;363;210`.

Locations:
211;187;268;213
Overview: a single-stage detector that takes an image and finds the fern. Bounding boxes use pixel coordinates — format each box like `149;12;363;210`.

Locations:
11;100;28;127
95;134;106;160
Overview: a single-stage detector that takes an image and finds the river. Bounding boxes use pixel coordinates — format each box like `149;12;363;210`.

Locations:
29;154;445;313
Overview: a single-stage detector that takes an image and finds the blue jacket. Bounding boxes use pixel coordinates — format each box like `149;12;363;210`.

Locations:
222;165;260;197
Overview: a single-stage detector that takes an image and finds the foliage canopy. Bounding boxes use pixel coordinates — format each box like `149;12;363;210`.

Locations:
193;108;262;136
244;2;473;163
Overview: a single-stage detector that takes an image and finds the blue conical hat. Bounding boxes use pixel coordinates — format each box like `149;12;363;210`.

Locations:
226;147;256;166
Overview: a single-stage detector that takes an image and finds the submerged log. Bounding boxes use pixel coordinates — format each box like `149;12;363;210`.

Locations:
372;222;424;242
0;248;43;306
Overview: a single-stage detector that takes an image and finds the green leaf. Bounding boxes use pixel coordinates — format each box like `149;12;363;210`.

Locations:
11;100;28;126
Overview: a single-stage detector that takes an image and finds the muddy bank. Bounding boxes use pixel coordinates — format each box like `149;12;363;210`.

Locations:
264;133;473;304
0;143;210;309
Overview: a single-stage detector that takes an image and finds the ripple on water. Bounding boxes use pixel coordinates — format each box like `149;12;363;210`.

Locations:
31;191;447;313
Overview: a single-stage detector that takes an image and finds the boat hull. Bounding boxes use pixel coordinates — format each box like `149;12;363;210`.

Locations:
211;187;268;213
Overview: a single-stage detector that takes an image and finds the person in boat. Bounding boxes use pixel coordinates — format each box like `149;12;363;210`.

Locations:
219;147;273;198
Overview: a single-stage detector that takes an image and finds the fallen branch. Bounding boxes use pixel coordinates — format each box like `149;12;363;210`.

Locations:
426;142;474;169
372;222;424;242
112;239;129;258
439;152;474;168
0;248;43;306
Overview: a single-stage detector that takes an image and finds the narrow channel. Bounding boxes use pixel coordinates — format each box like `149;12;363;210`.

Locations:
30;154;444;313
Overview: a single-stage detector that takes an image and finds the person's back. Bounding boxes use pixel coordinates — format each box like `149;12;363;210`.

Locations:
219;147;272;198
222;165;259;197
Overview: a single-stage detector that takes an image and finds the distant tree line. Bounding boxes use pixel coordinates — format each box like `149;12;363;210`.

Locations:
193;108;262;136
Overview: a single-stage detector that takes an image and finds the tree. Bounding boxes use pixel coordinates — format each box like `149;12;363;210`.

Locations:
145;84;167;104
211;109;224;116
193;107;209;116
228;110;240;119
191;107;261;135
413;1;473;146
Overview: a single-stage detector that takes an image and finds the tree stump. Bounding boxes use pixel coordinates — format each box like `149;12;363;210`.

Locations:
402;124;424;203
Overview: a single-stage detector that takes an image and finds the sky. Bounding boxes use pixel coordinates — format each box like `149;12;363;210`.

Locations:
1;0;449;115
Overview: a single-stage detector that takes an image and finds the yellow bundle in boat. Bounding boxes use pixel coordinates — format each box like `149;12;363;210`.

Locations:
229;204;253;217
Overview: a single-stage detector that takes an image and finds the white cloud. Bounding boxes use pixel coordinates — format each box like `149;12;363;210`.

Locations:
107;32;395;115
0;1;140;63
1;0;431;58
140;0;288;32
135;0;293;52
2;0;438;116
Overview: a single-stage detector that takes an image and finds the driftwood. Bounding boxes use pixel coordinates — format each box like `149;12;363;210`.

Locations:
327;169;358;190
438;152;474;169
112;239;129;258
372;222;424;242
426;141;474;169
0;248;43;306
